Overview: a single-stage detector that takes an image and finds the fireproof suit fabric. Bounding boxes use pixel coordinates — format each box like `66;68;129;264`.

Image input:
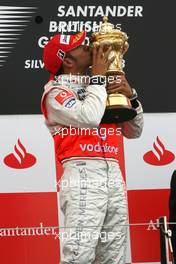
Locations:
43;75;143;139
42;74;144;264
60;159;128;264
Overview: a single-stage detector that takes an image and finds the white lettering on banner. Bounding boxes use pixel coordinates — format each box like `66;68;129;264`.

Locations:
49;20;101;33
23;4;144;64
35;4;144;52
80;143;118;155
147;220;159;231
38;36;57;48
57;5;143;17
38;36;49;48
0;223;56;237
24;60;44;69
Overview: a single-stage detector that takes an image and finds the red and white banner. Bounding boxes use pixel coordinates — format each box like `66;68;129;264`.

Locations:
0;113;175;263
124;113;176;262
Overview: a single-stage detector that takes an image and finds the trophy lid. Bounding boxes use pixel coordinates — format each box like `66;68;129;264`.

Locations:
101;16;115;33
91;16;128;43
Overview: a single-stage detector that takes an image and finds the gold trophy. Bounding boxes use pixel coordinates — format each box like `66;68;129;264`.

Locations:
90;17;137;123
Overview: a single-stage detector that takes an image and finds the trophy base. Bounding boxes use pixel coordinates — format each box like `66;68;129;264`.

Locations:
103;93;137;123
101;106;137;123
107;69;124;75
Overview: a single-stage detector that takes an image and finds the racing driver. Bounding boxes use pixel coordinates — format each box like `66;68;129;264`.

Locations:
41;31;144;264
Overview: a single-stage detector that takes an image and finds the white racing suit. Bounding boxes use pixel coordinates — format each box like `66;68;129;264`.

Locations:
41;74;144;264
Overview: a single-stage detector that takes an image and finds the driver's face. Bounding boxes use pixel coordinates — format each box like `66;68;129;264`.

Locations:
67;45;92;68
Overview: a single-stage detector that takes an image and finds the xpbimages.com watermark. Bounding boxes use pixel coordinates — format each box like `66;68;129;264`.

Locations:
0;220;161;241
0;223;122;242
54;73;122;86
55;178;124;190
55;229;121;242
51;125;122;138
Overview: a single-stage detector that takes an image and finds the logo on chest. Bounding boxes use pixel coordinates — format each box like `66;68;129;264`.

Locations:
80;142;118;155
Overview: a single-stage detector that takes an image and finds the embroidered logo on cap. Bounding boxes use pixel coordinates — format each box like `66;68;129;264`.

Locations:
60;35;70;45
73;32;84;44
57;49;65;60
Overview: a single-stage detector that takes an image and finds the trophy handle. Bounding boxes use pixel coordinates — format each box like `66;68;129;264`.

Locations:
122;41;129;55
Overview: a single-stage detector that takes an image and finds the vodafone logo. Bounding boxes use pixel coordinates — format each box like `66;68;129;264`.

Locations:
143;136;175;166
60;91;67;97
55;89;75;105
4;139;37;169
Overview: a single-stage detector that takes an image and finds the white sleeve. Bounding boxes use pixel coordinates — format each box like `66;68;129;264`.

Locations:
45;84;107;128
119;101;144;138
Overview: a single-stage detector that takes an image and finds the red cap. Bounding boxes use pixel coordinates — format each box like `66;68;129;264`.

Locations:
43;31;86;75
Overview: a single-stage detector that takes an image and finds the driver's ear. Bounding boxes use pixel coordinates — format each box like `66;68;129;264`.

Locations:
62;56;74;68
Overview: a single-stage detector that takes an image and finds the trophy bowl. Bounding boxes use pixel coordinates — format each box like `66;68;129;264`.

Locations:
90;17;137;123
